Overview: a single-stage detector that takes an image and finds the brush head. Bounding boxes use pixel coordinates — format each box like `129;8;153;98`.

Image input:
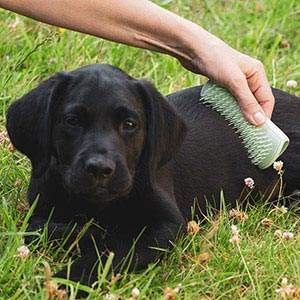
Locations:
200;80;289;170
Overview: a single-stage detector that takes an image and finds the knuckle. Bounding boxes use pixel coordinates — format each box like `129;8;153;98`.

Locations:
254;59;264;68
253;59;264;72
227;75;245;90
241;100;259;112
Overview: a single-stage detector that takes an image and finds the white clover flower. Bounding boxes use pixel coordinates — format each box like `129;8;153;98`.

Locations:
275;277;300;298
104;293;117;300
163;284;182;299
282;232;294;240
286;80;298;88
229;235;241;243
229;225;241;243
14;245;30;258
277;206;288;214
131;288;140;298
231;225;239;235
244;177;255;189
274;229;282;238
173;284;182;294
273;160;283;173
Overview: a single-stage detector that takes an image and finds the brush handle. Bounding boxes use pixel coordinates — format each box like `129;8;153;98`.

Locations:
258;119;289;169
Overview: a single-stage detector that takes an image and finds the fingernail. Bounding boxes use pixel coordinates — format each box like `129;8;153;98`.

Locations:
253;112;266;125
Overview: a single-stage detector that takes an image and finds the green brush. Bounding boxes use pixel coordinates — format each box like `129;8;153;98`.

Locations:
200;80;289;170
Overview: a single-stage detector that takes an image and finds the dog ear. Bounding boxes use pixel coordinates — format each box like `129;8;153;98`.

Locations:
137;79;188;187
6;72;70;178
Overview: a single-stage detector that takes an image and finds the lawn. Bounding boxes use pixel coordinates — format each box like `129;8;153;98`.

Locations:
1;0;300;299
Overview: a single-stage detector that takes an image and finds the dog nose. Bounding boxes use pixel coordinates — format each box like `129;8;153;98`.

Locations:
85;157;116;178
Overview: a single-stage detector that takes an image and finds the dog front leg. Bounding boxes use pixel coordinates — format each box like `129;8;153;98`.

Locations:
54;218;184;288
25;214;81;246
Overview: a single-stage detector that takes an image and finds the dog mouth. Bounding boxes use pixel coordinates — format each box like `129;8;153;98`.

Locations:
94;180;133;197
72;182;133;210
66;173;133;200
61;162;134;202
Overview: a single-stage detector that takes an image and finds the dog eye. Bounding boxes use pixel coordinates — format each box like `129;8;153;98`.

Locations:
121;119;136;131
65;116;80;126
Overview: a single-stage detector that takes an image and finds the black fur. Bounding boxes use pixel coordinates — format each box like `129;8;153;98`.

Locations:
6;64;300;293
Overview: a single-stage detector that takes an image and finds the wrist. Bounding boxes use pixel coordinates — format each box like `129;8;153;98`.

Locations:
171;21;203;60
166;19;218;68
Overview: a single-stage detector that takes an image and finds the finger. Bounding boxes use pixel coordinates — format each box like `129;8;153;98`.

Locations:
225;74;267;126
248;79;275;119
246;65;275;119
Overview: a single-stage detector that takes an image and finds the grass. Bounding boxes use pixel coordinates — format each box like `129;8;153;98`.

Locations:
1;0;300;299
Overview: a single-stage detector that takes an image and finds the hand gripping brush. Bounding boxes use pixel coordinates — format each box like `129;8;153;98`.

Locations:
200;80;289;170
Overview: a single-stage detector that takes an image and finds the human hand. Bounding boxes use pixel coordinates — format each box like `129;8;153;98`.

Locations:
0;0;274;126
179;29;274;126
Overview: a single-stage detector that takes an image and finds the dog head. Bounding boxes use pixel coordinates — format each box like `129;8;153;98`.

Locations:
7;64;187;206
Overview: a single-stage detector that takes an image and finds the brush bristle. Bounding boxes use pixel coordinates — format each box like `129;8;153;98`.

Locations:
200;81;289;169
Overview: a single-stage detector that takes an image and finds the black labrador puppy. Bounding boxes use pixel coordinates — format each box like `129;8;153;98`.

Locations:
6;64;300;287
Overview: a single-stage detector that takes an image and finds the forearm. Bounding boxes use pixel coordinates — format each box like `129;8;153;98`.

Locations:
0;0;203;62
1;0;275;124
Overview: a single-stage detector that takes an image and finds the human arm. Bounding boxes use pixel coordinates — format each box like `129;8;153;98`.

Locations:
0;0;274;125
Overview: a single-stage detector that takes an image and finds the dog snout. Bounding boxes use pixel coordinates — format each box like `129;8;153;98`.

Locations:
85;156;116;179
